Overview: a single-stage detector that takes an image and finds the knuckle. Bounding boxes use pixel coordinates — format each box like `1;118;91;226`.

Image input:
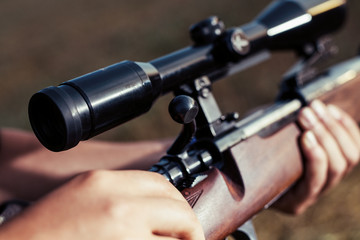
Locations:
292;206;305;216
348;149;360;166
292;199;316;216
307;186;321;199
102;197;127;219
329;161;347;179
147;172;180;194
313;124;330;143
100;197;140;223
355;150;360;164
75;169;111;190
285;203;307;216
324;117;338;130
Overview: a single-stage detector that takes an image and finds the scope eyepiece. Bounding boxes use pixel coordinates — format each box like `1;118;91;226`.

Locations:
29;61;161;151
29;86;88;151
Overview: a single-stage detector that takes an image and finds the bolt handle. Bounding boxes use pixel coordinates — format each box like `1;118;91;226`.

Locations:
167;95;199;155
169;95;199;124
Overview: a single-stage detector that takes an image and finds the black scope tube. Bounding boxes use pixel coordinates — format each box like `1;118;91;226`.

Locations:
28;0;346;152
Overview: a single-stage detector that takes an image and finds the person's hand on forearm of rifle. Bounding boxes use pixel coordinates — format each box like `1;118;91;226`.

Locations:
0;170;205;240
273;100;360;214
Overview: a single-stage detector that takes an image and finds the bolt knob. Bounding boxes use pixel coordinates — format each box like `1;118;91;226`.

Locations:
189;16;225;45
169;95;198;124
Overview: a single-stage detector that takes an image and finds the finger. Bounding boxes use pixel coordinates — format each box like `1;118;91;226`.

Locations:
328;104;360;167
311;101;359;168
298;105;346;191
337;107;360;146
271;131;328;214
298;131;328;205
145;198;205;240
340;109;360;147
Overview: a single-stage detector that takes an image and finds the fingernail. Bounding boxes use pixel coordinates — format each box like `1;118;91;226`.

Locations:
327;104;342;120
299;108;318;129
311;100;327;119
304;131;318;148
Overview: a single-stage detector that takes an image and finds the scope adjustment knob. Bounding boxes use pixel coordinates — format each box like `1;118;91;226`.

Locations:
189;16;225;45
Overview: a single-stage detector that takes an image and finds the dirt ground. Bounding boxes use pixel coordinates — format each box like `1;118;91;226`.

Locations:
0;0;359;239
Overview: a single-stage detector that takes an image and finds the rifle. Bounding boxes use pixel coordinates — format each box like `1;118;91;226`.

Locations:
28;0;360;239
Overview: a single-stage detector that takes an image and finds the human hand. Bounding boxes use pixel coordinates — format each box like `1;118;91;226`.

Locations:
0;170;205;240
272;100;360;214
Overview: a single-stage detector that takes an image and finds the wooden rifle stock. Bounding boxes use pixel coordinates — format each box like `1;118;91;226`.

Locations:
181;57;360;240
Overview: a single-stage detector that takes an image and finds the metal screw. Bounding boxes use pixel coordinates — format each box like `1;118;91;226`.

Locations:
231;29;250;55
201;88;210;98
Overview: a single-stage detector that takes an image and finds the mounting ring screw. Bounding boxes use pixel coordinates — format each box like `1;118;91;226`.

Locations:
230;29;250;55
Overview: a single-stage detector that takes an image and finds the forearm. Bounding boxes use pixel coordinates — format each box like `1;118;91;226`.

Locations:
0;128;171;202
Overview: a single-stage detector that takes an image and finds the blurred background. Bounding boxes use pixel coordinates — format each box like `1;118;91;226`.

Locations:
0;0;359;239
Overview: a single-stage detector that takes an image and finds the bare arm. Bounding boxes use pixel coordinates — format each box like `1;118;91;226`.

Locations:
0;128;171;202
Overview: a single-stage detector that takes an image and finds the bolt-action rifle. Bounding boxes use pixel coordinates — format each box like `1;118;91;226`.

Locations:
28;0;360;239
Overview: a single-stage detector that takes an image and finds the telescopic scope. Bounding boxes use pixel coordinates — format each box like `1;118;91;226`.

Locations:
28;0;346;151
